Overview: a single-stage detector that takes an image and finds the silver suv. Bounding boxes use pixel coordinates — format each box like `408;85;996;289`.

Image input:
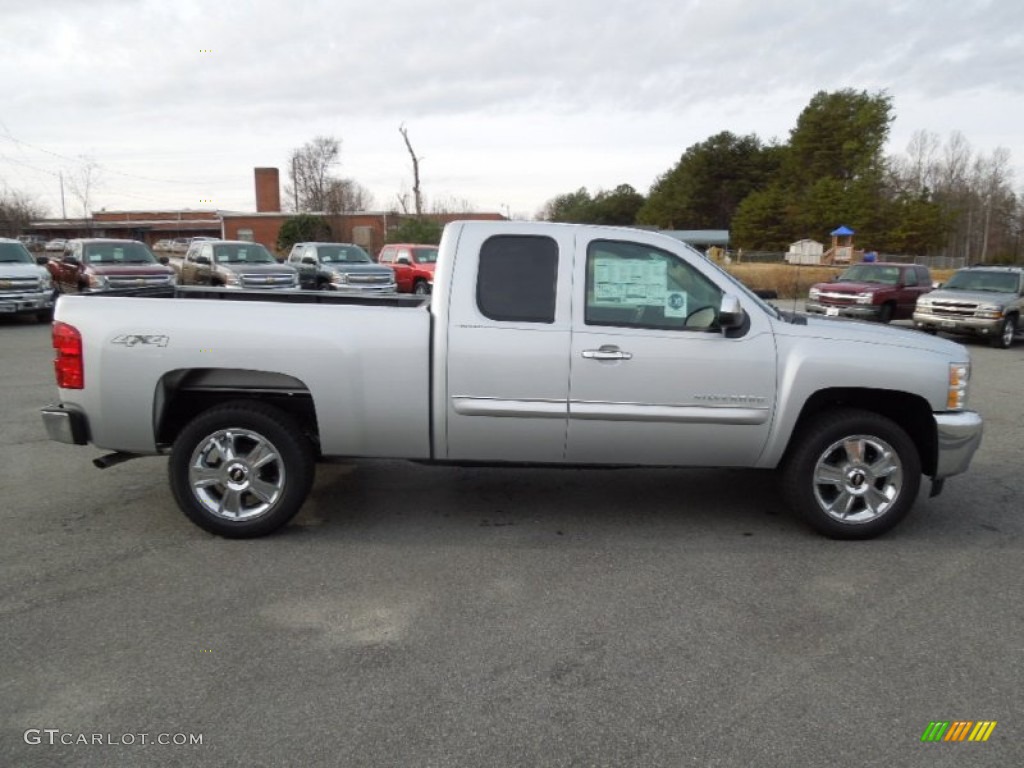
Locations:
913;265;1023;348
0;238;56;322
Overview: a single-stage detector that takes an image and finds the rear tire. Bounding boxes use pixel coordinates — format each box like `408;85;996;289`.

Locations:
782;408;921;539
169;401;316;538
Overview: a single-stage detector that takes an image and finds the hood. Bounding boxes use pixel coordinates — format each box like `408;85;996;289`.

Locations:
218;262;296;274
812;280;886;293
0;262;48;280
323;263;393;276
921;287;1015;304
87;263;175;276
774;313;968;357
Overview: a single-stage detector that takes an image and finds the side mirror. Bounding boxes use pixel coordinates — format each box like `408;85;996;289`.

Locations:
158;256;170;265
195;255;211;265
718;294;745;330
301;256;316;265
397;257;411;265
35;256;48;267
62;255;76;265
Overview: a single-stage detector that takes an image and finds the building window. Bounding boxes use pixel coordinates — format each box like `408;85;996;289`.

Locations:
237;228;255;242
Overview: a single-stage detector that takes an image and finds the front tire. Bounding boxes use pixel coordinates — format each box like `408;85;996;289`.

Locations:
169;402;315;538
413;280;431;296
877;303;894;324
992;315;1016;349
782;408;921;539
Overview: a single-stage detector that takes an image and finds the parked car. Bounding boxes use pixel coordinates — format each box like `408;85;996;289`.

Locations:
179;240;298;289
169;238;191;253
44;238;67;252
378;243;439;294
805;262;933;323
286;242;396;293
0;237;56;322
41;221;982;541
48;239;176;294
913;265;1023;349
152;239;175;252
17;234;47;252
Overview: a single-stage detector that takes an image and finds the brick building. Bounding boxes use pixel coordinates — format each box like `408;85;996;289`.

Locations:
26;167;505;255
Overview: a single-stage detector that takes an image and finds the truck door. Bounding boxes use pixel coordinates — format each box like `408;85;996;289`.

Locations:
443;228;574;462
565;235;777;467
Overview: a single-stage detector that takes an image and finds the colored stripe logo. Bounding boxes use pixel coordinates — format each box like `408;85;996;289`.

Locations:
921;721;997;742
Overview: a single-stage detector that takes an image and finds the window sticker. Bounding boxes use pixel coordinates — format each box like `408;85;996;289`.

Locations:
593;257;666;307
664;291;688;318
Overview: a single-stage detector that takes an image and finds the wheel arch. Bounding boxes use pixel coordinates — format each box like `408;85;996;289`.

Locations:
155;368;320;454
781;387;937;476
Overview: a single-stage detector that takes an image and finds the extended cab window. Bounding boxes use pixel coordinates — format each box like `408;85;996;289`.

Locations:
477;235;558;323
585;240;723;330
903;268;918;286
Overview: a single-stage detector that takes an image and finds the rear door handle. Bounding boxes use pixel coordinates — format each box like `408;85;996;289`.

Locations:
581;345;633;361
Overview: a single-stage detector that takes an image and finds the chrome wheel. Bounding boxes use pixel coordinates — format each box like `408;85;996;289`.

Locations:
996;317;1015;348
188;428;285;521
811;434;903;525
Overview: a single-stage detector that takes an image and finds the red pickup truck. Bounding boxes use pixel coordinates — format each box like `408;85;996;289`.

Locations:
377;243;438;294
48;238;177;294
805;262;933;323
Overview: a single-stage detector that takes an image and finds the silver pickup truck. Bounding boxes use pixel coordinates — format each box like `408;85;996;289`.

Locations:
41;221;983;540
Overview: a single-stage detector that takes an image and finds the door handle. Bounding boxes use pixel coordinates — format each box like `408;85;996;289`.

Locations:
582;345;633;361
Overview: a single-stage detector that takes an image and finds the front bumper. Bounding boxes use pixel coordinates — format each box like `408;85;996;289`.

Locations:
0;290;56;315
41;404;90;445
329;283;397;293
933;411;983;480
913;311;1002;337
805;301;882;320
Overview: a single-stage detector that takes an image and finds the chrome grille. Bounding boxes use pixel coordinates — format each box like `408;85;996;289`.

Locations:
0;277;41;294
348;274;393;285
241;273;295;289
927;301;978;318
817;291;857;305
107;275;174;289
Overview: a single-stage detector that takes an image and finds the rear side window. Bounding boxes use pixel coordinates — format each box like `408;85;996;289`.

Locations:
476;235;558;323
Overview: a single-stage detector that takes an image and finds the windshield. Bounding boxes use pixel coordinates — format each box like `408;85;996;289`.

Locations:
836;264;900;285
318;245;371;263
412;247;439;263
943;270;1020;293
0;243;34;264
213;244;275;264
83;242;157;264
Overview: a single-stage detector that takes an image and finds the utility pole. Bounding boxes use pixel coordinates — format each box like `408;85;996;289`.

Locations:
59;172;66;219
292;155;299;211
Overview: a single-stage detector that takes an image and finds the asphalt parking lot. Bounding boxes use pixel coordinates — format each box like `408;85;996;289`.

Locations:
1;314;1021;767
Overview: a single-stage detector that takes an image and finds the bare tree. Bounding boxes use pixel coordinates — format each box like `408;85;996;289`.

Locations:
0;185;46;237
324;178;375;215
428;194;477;214
399;124;423;216
67;155;101;221
285;136;340;212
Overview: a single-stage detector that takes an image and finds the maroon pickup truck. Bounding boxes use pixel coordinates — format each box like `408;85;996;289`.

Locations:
48;238;177;294
805;262;933;324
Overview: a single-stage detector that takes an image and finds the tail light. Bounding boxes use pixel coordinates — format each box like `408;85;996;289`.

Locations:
53;321;84;389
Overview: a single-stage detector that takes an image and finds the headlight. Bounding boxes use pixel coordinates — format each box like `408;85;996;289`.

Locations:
330;273;349;285
808;287;820;300
39;271;53;289
855;292;873;305
223;272;241;286
947;363;970;410
166;273;178;286
87;274;109;290
975;304;1003;319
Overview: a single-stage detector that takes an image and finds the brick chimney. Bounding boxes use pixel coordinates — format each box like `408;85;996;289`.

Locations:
254;167;281;213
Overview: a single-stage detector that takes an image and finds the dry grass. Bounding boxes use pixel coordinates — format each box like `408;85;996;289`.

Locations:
724;263;956;299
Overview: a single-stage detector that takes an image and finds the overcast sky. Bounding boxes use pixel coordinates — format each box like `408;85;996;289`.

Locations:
2;0;1022;219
